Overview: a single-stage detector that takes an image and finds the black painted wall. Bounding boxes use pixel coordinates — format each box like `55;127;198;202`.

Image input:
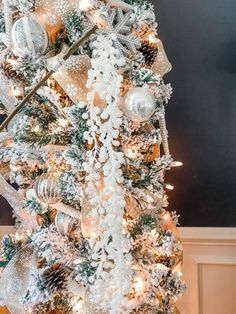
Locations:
0;1;236;226
155;0;236;226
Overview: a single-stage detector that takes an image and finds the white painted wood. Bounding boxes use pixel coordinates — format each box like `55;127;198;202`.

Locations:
178;227;236;314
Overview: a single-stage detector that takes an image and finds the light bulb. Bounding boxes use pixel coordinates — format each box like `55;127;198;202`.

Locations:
79;0;94;11
133;277;144;292
33;125;40;132
57;118;68;127
148;34;158;44
11;86;23;97
165;184;174;190
172;161;183;167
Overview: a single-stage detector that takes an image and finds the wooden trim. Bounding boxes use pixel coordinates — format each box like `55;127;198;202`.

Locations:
179;227;236;245
0;226;14;239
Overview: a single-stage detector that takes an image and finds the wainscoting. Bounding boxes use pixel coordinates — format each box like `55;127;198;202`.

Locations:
0;227;236;314
178;228;236;314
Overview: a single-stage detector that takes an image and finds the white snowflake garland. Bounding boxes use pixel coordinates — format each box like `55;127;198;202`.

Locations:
83;35;131;313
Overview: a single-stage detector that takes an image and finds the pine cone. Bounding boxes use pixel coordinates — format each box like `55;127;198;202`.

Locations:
41;263;69;294
1;61;24;80
139;42;158;67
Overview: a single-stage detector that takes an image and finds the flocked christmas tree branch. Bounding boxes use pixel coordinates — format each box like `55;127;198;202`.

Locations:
0;25;98;132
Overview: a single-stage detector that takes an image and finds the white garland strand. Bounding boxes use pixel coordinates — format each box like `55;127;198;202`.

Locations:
2;0;12;48
83;35;131;313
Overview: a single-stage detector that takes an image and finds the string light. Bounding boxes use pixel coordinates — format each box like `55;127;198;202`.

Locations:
172;161;183;167
78;0;94;11
133;277;144;292
33;125;40;133
11;86;23;97
148;33;158;44
57;118;69;127
165;184;174;190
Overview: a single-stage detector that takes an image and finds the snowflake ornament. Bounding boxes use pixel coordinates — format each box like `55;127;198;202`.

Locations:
96;7;141;62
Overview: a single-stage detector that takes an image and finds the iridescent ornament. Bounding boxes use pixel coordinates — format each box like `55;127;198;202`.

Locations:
34;173;62;205
122;87;156;122
12;15;49;56
55;211;74;235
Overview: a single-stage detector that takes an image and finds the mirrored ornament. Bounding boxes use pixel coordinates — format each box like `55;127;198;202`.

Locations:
55;211;74;235
121;87;156;122
12;15;49;56
34;172;62;205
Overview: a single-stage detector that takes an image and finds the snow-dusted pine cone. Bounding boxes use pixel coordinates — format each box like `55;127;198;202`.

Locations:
41;263;69;295
1;61;23;80
139;41;158;66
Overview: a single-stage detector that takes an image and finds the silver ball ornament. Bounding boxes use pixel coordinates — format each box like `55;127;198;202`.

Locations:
34;173;62;205
122;87;156;122
12;16;49;56
55;211;74;235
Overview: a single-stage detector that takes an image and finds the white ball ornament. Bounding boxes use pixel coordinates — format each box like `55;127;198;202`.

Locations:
12;15;49;56
122;87;156;122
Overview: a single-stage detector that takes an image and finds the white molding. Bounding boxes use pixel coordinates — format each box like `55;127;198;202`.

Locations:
179;227;236;242
0;225;14;240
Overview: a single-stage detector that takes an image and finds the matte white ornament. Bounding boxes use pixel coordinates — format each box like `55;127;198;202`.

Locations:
12;15;49;56
122;87;156;122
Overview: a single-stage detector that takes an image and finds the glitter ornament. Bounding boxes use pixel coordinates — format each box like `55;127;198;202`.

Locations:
12;15;49;56
55;211;74;235
122;87;156;122
152;38;172;77
0;245;37;314
34;172;62;205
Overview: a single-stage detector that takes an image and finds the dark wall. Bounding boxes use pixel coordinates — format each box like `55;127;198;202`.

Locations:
155;0;236;226
0;1;236;226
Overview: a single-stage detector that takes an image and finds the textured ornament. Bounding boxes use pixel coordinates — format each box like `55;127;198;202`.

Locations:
122;87;156;122
12;15;49;56
55;211;74;235
96;6;140;61
152;38;172;77
0;245;37;314
34;172;62;205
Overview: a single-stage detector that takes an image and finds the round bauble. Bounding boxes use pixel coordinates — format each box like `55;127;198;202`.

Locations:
55;211;74;235
34;173;62;205
121;87;156;122
12;15;49;56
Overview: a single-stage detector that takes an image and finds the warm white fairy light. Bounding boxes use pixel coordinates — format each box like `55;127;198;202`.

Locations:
165;184;174;190
148;33;158;44
33;125;40;133
11;86;23;97
78;0;94;11
133;277;144;293
57;118;69;127
172;161;183;167
73;299;84;312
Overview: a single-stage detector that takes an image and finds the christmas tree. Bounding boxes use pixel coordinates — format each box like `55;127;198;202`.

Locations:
0;0;186;313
